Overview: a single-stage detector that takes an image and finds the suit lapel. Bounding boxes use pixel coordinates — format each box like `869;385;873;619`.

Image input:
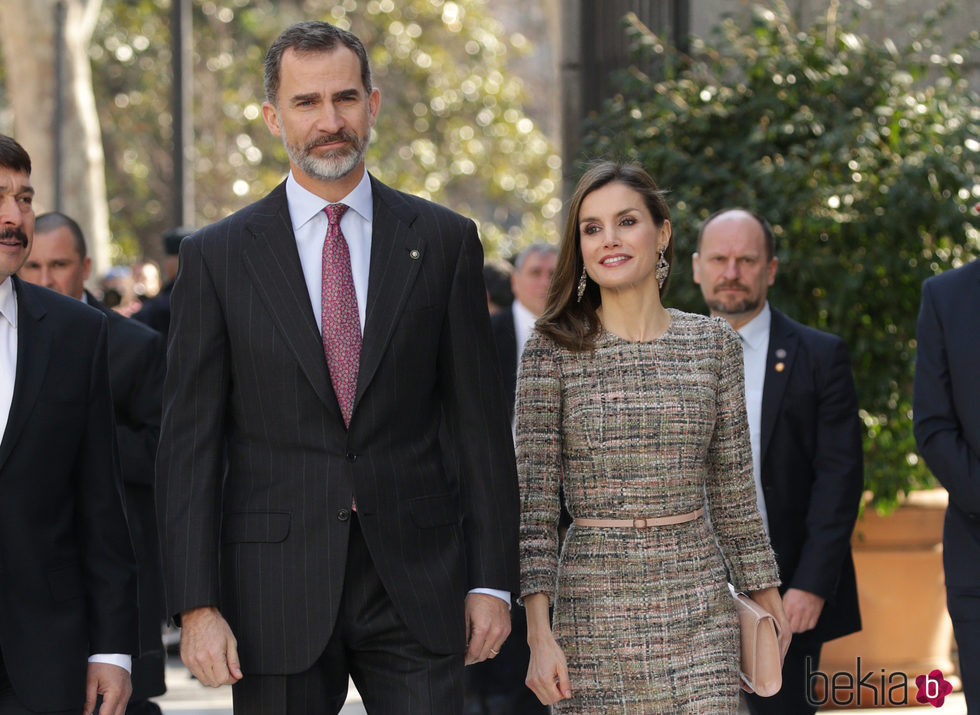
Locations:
240;183;339;417
354;177;425;412
0;278;51;473
760;308;799;461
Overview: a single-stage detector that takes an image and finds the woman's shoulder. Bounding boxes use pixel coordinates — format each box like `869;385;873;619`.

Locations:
666;310;740;356
524;327;561;356
667;308;734;335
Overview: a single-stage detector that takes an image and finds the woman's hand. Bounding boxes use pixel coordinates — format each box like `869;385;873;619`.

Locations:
523;592;572;705
747;586;793;661
526;630;572;705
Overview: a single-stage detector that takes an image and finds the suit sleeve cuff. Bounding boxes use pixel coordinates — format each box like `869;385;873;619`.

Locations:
88;654;132;673
469;588;511;610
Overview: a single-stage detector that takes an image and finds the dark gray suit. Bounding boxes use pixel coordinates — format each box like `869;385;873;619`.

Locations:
746;308;863;715
157;176;518;711
914;259;980;711
86;292;167;705
0;277;138;712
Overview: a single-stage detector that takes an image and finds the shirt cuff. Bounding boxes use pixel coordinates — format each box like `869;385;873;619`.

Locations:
468;588;511;610
88;654;132;673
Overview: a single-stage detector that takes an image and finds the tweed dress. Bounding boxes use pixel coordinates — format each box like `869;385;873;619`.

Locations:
517;309;780;714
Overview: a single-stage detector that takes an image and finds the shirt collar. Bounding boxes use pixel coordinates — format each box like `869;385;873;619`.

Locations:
0;278;16;329
285;170;374;232
738;301;771;351
512;299;537;331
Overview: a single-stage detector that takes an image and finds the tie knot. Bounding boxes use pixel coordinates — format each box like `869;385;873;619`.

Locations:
324;203;349;226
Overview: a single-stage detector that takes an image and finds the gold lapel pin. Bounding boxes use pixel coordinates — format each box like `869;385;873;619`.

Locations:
410;249;421;260
775;362;786;372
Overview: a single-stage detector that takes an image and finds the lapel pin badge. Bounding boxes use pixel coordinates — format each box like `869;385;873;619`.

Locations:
775;361;786;372
775;348;787;359
409;249;421;260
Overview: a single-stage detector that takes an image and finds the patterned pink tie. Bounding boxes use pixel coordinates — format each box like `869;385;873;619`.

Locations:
321;203;360;427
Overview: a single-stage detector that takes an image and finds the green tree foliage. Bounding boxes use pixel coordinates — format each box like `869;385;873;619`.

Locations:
582;3;980;510
91;0;559;261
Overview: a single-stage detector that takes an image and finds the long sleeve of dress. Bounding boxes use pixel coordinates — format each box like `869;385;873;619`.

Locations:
516;330;563;604
705;319;781;592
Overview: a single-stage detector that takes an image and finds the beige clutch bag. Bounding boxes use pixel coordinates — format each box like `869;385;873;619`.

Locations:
731;586;783;697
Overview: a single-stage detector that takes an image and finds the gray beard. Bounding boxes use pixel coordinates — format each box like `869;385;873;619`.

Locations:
283;134;367;182
706;295;762;317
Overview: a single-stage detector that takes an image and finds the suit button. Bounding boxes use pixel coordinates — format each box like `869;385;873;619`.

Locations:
346;452;357;462
337;508;350;522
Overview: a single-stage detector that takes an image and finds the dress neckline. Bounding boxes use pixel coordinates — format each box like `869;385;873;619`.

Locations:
599;308;677;345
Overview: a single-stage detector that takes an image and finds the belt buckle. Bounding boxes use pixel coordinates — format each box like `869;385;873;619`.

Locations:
633;517;649;528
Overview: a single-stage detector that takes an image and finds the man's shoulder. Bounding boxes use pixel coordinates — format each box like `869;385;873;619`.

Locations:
924;258;979;297
98;300;163;346
771;307;845;352
16;279;104;327
490;307;515;332
192;181;288;246
371;176;473;230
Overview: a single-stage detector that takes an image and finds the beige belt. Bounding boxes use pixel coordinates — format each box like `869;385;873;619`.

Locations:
574;507;705;529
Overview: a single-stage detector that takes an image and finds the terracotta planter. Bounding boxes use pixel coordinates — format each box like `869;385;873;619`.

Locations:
816;488;955;709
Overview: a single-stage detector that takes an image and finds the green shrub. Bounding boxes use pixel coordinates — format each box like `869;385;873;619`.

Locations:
581;3;980;511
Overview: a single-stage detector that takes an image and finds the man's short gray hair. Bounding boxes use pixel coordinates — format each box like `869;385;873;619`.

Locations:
514;242;558;271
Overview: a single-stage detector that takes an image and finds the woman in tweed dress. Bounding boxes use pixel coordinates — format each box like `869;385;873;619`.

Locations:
518;162;790;713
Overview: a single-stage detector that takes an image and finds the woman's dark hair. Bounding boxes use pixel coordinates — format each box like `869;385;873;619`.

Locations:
537;161;672;352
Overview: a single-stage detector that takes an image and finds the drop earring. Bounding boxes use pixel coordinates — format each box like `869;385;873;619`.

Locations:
656;245;670;289
576;266;588;302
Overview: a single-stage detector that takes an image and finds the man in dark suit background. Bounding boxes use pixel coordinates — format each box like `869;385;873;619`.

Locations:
914;258;980;712
490;243;557;426
132;226;193;341
466;242;556;715
0;134;137;714
483;257;514;316
156;22;518;714
20;211;167;715
693;209;863;714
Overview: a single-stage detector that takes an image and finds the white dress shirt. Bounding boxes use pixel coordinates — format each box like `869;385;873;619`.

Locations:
0;278;17;441
512;299;537;364
0;279;131;672
510;300;538;436
286;171;509;608
287;171;373;333
737;302;772;534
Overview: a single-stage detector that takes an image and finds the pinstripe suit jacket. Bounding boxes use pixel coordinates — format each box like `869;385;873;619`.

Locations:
157;176;519;675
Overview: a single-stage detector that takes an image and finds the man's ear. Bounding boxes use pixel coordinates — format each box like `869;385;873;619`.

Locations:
692;251;702;285
261;102;282;137
367;87;381;127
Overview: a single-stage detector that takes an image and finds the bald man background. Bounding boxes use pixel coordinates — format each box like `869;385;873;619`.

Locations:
693;209;863;714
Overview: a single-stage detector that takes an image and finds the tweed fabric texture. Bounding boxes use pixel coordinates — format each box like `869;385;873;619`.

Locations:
320;203;359;426
517;309;780;713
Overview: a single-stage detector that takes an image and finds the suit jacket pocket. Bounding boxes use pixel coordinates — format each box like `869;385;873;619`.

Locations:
47;562;84;602
408;494;459;528
221;511;291;543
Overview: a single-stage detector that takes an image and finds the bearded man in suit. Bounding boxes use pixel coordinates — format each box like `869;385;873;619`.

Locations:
693;208;863;714
156;21;518;715
0;134;137;715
